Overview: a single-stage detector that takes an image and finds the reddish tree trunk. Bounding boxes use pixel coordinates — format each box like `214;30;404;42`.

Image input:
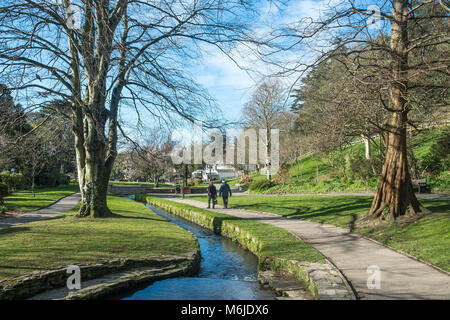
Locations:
368;113;426;219
367;0;427;219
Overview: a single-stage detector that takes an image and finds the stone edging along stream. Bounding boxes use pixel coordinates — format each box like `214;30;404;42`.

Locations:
0;251;200;300
147;197;356;300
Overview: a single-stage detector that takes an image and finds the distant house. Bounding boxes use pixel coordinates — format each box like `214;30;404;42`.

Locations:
202;170;219;181
201;164;239;181
191;170;204;179
216;165;238;180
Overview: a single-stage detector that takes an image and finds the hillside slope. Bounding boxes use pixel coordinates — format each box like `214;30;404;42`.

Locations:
251;127;449;194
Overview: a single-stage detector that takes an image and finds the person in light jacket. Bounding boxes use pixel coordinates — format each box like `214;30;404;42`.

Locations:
218;179;232;209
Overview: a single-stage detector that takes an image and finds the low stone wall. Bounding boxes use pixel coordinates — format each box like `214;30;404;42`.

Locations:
0;251;200;300
147;188;176;194
187;187;208;194
107;184;147;196
147;197;355;300
63;263;193;300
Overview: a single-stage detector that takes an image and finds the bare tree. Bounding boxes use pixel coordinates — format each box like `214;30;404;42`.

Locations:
0;0;259;217
259;0;449;219
242;80;286;179
19;134;49;197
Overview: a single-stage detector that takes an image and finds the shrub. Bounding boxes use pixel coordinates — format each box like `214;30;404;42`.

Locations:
347;156;372;183
346;154;382;183
419;130;450;174
427;171;450;192
134;193;147;202
55;173;70;185
236;175;253;190
0;205;6;215
274;165;290;184
248;179;277;192
0;183;8;205
193;178;201;186
36;173;57;187
0;171;12;188
240;175;253;184
9;173;25;190
0;171;25;191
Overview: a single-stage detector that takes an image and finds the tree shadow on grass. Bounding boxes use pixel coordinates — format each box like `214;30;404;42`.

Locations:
233;199;372;222
0;226;30;236
421;200;450;214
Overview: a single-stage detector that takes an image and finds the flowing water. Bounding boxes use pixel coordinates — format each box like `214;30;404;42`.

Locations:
114;203;275;300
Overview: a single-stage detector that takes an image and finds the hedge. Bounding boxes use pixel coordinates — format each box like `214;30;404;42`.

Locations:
0;171;25;192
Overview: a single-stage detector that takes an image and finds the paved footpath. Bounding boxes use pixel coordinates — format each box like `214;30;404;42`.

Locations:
236;192;450;200
0;193;81;230
178;190;450;200
167;197;450;300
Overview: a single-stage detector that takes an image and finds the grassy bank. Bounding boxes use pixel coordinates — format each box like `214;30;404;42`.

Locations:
191;195;450;271
3;183;80;213
248;127;449;193
146;196;327;298
0;195;198;280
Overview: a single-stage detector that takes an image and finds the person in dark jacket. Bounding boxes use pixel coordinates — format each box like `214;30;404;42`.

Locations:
218;179;232;209
207;181;217;209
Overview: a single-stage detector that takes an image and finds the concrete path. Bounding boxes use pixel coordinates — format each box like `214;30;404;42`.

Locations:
236;192;450;200
0;193;81;230
166;197;450;300
173;191;450;200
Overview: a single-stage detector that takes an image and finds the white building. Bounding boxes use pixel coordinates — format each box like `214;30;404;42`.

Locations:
191;170;204;179
202;164;239;181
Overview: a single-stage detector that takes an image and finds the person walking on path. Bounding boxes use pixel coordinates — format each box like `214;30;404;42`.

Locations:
207;181;217;209
219;179;232;209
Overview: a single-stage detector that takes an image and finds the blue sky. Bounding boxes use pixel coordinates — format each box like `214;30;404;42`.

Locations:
190;0;337;123
190;0;388;123
189;0;320;123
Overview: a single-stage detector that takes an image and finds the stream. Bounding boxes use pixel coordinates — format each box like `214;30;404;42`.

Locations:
112;202;275;300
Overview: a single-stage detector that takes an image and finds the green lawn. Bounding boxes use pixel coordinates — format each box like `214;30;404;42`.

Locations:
3;183;80;213
0;195;197;280
191;195;450;271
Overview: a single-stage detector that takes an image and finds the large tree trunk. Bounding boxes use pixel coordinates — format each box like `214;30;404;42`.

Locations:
368;112;426;219
367;0;426;220
78;165;111;218
65;1;124;218
72;108;114;218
